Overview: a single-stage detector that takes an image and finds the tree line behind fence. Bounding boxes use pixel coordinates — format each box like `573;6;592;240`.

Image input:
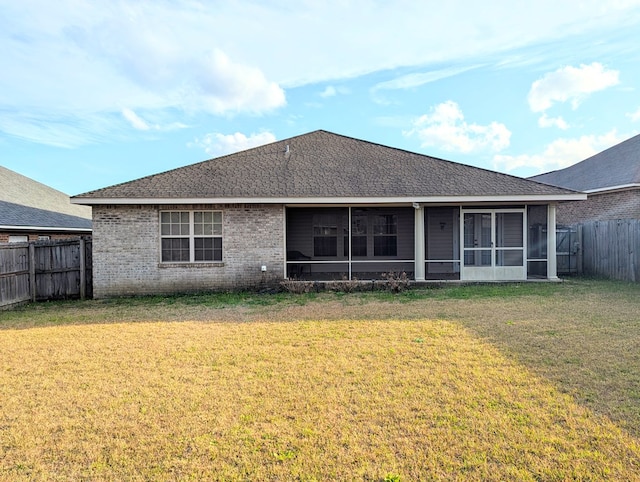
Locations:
0;238;92;309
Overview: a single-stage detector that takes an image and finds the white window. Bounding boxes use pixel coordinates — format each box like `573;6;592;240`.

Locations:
160;211;222;262
372;214;398;257
312;213;338;257
9;235;28;243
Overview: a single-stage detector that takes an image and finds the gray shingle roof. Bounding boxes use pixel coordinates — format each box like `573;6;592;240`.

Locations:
74;130;578;201
529;133;640;192
0;166;92;219
0;200;92;230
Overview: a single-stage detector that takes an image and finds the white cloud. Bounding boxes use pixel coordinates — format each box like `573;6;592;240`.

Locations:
1;1;640;146
320;86;337;98
191;131;276;157
493;130;625;174
404;101;511;153
121;108;188;133
628;107;640;122
527;63;620;112
372;65;481;92
247;1;640;87
319;85;349;98
3;2;639;100
538;113;569;130
193;49;286;115
0;2;286;145
0;112;114;148
122;108;150;131
370;66;481;104
59;9;287;115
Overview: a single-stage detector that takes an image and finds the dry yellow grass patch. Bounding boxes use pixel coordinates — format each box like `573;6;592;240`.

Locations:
1;317;639;480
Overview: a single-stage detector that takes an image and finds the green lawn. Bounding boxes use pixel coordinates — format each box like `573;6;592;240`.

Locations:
1;279;639;480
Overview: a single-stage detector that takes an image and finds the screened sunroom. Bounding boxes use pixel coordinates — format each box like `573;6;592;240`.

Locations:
285;204;554;282
286;207;415;280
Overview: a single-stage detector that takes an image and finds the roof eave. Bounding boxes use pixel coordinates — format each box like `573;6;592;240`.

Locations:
71;193;587;205
0;225;92;232
584;183;640;194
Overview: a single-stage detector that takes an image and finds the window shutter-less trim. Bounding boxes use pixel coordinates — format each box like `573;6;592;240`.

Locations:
160;210;222;263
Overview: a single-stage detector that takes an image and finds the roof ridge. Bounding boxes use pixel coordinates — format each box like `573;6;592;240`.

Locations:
75;131;332;198
73;129;579;201
312;130;577;188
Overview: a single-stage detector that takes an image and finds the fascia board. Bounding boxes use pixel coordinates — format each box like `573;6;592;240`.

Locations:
72;193;588;205
584;184;640;194
0;225;92;232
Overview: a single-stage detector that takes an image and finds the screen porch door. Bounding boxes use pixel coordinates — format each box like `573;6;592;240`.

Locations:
461;209;526;281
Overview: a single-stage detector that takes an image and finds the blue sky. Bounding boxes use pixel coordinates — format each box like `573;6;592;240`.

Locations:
1;0;640;196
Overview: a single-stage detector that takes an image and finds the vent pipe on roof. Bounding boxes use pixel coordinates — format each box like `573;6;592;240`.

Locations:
284;144;290;159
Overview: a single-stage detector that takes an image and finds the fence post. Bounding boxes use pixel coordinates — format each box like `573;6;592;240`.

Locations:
79;237;86;300
577;224;583;275
28;242;36;302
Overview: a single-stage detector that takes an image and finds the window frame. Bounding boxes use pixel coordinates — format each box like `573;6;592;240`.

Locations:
8;235;28;243
350;213;368;257
312;213;339;257
159;210;223;263
372;213;398;257
345;211;399;258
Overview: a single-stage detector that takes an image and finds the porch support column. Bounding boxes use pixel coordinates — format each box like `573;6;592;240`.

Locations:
547;203;558;280
348;207;352;280
282;205;288;279
414;203;425;281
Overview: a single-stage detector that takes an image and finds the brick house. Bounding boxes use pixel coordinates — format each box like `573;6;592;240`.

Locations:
0;166;92;243
72;131;584;298
530;133;640;224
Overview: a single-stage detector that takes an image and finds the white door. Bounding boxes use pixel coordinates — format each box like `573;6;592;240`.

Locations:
461;209;526;281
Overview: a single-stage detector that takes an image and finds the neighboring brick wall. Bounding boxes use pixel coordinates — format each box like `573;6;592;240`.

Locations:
556;189;640;224
92;204;285;298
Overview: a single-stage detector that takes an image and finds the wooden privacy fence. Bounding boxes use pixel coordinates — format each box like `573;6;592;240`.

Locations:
0;238;92;309
579;219;639;282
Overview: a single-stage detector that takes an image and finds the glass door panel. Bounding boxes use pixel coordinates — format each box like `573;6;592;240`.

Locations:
463;213;491;267
495;212;524;267
495;212;523;247
462;209;526;280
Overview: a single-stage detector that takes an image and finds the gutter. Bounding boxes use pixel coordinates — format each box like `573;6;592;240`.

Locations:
71;193;588;206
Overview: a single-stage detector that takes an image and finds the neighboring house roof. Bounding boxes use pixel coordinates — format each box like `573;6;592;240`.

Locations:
73;130;583;204
0;200;92;232
529;133;640;192
0;166;92;219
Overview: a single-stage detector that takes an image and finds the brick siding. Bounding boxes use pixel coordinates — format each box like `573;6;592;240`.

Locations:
556;189;640;224
92;204;285;298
